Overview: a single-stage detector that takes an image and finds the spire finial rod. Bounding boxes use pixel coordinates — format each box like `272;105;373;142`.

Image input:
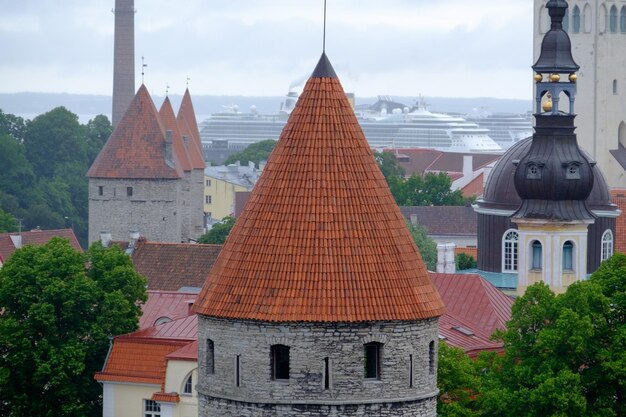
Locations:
165;83;170;96
186;76;190;88
323;0;327;53
141;56;147;84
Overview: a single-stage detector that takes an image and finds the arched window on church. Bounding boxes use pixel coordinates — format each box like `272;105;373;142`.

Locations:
621;6;626;32
610;5;618;33
502;229;519;273
573;5;581;33
601;230;614;261
563;241;574;271
563;8;570;32
583;3;592;33
531;240;543;270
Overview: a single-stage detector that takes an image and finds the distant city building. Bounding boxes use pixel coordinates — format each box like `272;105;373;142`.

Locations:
203;161;263;224
535;0;626;187
87;85;205;244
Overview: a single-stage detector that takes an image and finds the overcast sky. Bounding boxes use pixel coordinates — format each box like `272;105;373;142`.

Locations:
0;0;534;99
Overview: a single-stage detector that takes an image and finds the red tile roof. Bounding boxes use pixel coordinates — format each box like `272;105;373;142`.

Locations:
431;272;513;356
177;89;206;170
95;338;188;385
131;241;223;291
460;172;484;198
193;54;444;322
151;392;180;403
0;229;82;263
159;97;192;172
400;206;477;236
87;85;183;179
140;290;197;329
394;149;499;178
166;340;197;361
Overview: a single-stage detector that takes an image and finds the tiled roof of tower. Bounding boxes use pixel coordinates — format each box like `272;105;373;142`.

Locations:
87;85;183;179
159;97;192;172
177;89;206;170
193;54;445;322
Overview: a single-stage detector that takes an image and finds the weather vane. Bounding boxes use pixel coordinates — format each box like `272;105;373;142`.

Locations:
186;76;191;88
166;83;170;96
141;56;148;83
323;0;327;52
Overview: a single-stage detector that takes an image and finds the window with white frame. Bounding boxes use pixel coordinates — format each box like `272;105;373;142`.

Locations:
601;230;614;261
502;230;519;272
183;373;193;395
563;241;574;271
144;399;161;417
531;240;543;270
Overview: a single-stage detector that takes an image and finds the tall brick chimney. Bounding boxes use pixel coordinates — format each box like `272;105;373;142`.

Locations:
112;0;135;127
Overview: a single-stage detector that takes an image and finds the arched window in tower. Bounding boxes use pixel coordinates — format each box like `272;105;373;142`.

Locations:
563;241;574;271
613;79;618;95
599;3;608;33
364;342;382;379
502;229;519;273
601;230;614;261
584;3;592;33
270;344;290;380
429;341;435;375
531;240;543;270
182;372;193;395
573;5;581;33
206;339;214;374
610;5;618;32
563;8;570;31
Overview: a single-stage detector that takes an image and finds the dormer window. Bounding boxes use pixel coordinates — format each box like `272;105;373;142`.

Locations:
564;162;582;179
526;162;543;180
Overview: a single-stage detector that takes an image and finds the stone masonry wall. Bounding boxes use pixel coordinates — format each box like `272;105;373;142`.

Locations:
189;168;205;240
88;178;182;244
197;316;439;417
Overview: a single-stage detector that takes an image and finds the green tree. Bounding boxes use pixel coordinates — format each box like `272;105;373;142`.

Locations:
374;150;405;179
0;206;18;232
23;107;87;178
198;216;237;244
223;139;276;168
0;238;146;417
0;108;27;141
0;132;37;208
477;256;626;417
437;342;484;417
456;253;477;270
84;115;112;164
406;221;437;270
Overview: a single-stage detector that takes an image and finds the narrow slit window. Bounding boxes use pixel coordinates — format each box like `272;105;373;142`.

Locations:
98;186;104;196
409;354;414;388
126;186;133;197
324;357;330;390
429;341;435;375
236;355;241;387
206;339;214;374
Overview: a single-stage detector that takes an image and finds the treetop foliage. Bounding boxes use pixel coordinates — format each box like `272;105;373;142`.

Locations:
198;215;237;244
0;238;146;417
222;139;276;168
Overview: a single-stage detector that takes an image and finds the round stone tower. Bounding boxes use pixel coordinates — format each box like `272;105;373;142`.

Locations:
192;53;445;417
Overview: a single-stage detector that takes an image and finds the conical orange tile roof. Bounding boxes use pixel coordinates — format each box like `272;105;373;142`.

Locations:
193;54;444;322
159;97;192;172
177;89;206;170
88;85;183;179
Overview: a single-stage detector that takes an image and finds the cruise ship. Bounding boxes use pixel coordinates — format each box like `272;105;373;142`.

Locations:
465;111;533;150
200;94;504;158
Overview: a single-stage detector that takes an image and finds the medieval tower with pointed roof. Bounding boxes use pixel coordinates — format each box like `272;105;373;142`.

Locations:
193;54;444;416
87;85;205;245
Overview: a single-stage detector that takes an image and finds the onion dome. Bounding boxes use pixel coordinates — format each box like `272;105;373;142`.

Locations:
193;53;445;322
477;137;615;213
87;85;183;179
